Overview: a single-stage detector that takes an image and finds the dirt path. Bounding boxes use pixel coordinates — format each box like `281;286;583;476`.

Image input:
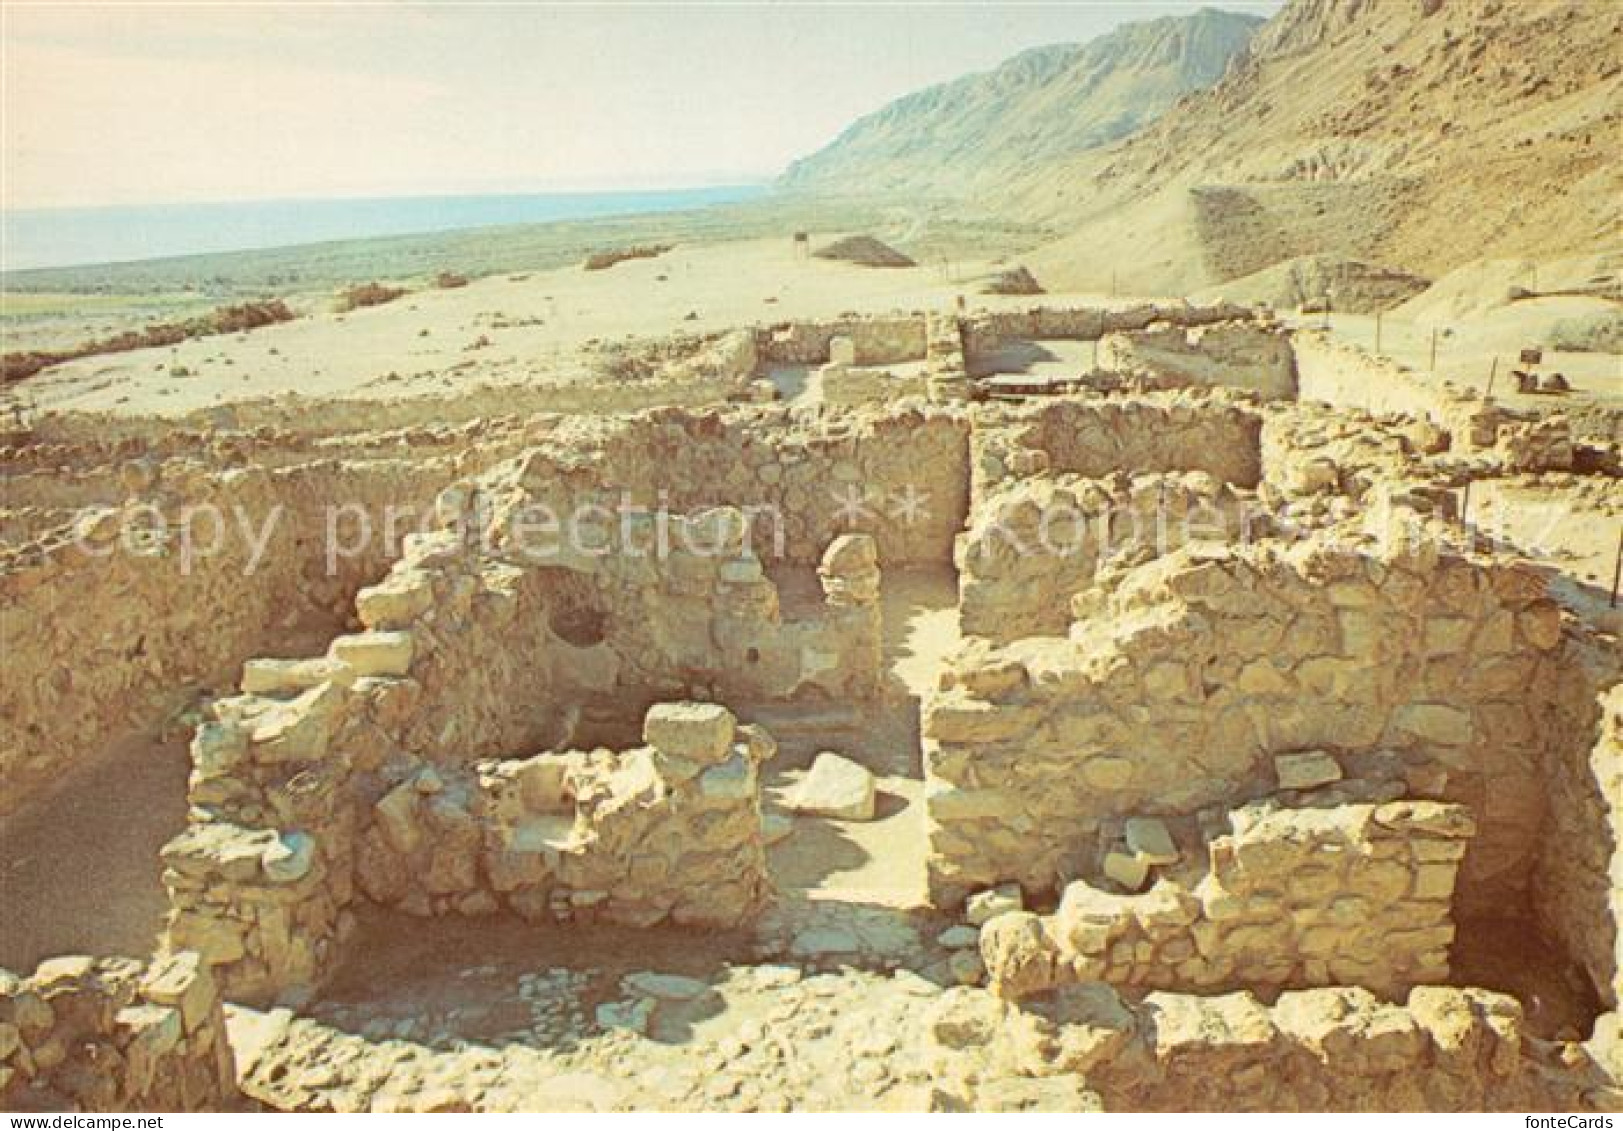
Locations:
0;729;189;969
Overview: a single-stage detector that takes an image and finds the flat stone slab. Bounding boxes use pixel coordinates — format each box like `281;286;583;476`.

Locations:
1104;850;1150;892
622;972;710;1001
1275;750;1343;791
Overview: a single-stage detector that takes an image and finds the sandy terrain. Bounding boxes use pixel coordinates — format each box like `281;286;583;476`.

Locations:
1293;303;1621;414
2;237;1149;421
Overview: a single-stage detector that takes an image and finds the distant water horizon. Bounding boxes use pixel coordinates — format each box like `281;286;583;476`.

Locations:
1;184;770;273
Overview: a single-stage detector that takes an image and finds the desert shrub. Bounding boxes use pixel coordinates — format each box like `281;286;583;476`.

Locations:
582;244;672;271
334;282;407;312
1;299;295;385
433;271;469;289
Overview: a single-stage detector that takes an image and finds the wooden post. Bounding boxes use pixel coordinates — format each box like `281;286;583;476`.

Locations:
1375;310;1382;354
1429;327;1439;373
1612;526;1622;608
1485;356;1499;399
1460;480;1471;527
1111;270;1117;298
1092;337;1099;370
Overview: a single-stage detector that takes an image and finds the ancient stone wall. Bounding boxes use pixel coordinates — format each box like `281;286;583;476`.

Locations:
159;478;846;999
489;403;971;567
820;365;929;407
0;952;236;1112
980;798;1473;1001
755;317;927;367
1098;321;1297;401
972;394;1264;499
18;372;744;444
1535;674;1623;1009
958;300;1253;360
355;703;770;929
0;453;504;818
933;982;1608;1111
957;471;1255;642
1289;330;1585;470
922;531;1568;917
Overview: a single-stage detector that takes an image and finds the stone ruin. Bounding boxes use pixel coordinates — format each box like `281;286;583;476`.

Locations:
1;300;1620;1111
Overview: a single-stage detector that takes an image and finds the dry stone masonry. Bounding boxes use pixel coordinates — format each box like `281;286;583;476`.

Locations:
2;299;1619;1111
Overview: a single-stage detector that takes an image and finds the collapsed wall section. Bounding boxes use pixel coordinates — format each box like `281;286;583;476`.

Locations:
0;951;235;1112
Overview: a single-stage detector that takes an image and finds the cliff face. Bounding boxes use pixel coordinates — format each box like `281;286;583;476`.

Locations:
782;0;1622;297
778;8;1263;198
1015;0;1623;292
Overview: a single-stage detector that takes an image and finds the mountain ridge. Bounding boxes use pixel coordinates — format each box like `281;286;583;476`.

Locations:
779;8;1265;198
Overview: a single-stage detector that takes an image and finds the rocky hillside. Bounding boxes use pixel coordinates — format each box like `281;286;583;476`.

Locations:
1018;0;1623;294
779;8;1263;198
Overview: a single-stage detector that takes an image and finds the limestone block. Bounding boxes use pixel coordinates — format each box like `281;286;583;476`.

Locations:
189;722;247;778
356;571;435;629
241;657;348;697
1082;756;1136;791
162;822;276;882
249;681;343;764
330;631;415;678
166;911;247;965
966;883;1025;926
929;987;1008;1049
374;783;424;855
1517;601;1563;651
1274;750;1343;791
1412;863;1459;901
697;752;756;802
115;1002;183;1097
1145;990;1278;1061
260;831;317;883
622;972;710;1001
1372;800;1476;839
927;786;1022;821
923;696;1038;744
1125;817;1179;865
642;702;736;765
786;752;875;821
140;952;217;1034
1104;851;1150;892
1392;703;1472;746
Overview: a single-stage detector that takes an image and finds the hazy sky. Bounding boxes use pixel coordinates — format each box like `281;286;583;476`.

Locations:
3;1;1280;210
